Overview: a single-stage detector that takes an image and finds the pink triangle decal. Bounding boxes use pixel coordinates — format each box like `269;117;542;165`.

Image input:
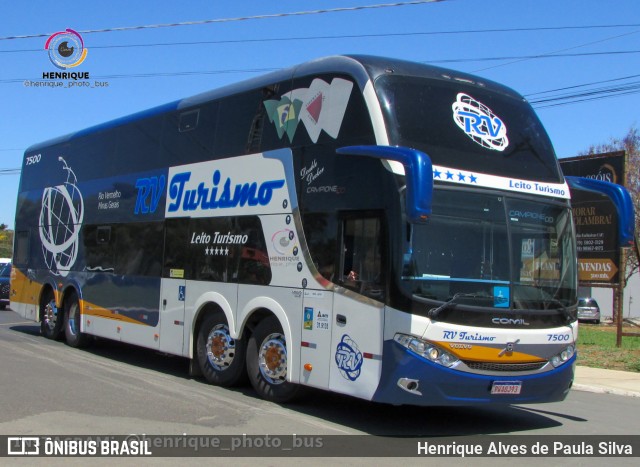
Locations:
306;92;323;124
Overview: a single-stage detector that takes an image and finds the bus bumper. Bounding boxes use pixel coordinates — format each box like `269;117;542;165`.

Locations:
371;339;575;406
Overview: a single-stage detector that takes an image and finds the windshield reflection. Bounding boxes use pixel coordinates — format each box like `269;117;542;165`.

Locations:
401;189;576;310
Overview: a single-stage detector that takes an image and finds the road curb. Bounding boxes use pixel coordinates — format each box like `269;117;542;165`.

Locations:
573;383;640;398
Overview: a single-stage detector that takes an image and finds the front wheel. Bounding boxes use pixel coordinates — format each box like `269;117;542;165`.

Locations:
40;289;63;340
196;311;247;387
246;315;299;403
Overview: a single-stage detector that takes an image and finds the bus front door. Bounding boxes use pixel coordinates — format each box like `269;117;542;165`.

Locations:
328;215;385;400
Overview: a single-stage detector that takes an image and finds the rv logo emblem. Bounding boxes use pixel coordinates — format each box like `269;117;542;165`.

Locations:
452;93;509;151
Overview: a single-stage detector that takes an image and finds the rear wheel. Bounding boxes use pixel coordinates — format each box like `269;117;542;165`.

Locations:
246;315;299;403
196;312;247;387
64;293;90;348
40;289;63;340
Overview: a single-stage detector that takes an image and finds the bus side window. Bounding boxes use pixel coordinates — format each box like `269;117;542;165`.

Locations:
13;231;30;266
163;219;191;279
83;225;115;272
235;216;271;286
114;223;163;276
303;213;337;281
339;215;385;300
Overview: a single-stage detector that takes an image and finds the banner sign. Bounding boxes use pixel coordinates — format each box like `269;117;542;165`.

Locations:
560;152;626;284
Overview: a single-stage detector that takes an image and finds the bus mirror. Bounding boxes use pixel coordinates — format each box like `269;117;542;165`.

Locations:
336;145;433;223
565;176;636;246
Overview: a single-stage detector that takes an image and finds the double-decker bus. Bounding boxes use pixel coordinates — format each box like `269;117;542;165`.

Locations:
12;55;635;406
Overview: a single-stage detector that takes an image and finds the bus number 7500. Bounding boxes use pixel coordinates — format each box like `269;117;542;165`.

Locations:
26;154;42;165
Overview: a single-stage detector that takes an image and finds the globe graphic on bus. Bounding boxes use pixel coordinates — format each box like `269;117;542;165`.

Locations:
39;157;84;277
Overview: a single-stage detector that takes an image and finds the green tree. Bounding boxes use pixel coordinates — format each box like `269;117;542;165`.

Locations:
0;224;12;259
579;126;640;285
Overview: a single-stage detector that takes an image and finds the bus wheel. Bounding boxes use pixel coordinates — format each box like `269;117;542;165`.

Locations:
246;316;299;403
40;289;63;340
64;294;90;348
197;312;247;387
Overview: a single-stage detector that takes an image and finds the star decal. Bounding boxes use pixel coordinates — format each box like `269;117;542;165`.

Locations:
433;167;480;186
203;245;232;256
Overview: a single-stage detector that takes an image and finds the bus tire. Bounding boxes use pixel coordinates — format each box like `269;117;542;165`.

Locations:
40;289;63;340
64;293;90;348
246;315;299;403
196;312;247;387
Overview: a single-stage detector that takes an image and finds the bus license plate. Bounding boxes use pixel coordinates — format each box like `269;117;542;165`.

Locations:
491;381;522;395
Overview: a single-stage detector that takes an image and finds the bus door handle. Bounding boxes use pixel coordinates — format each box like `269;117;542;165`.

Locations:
336;314;347;325
162;299;167;309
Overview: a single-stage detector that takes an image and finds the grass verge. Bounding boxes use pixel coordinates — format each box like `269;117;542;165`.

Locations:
577;324;640;372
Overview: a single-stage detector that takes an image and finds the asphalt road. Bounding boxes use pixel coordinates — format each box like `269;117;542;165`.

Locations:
1;308;639;466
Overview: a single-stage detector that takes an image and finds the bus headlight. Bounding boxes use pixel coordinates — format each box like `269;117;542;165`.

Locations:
394;334;460;368
550;345;575;368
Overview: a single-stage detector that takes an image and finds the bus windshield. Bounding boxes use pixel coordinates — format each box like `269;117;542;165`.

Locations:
402;190;577;310
375;74;563;184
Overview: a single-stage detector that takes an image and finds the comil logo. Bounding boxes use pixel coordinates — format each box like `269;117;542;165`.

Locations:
45;28;88;69
452;93;509;151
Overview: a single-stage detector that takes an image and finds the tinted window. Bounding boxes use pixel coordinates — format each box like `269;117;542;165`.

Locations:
188;217;234;282
338;214;385;301
579;298;599;307
116;115;165;173
113;222;163;276
83;225;115;272
214;91;264;157
83;222;163;276
163;218;190;279
235;216;271;285
167;216;271;285
14;231;30;266
303;212;338;281
403;190;576;309
165;103;218;166
376;75;562;183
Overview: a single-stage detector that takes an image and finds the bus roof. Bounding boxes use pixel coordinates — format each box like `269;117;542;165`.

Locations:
25;55;523;155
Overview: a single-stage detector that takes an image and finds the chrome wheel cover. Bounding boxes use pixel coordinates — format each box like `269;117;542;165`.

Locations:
206;324;236;371
258;333;287;385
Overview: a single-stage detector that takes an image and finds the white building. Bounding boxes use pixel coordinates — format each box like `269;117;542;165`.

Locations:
581;271;639;320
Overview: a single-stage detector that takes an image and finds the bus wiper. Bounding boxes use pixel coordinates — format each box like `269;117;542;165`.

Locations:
423;292;485;320
544;297;572;323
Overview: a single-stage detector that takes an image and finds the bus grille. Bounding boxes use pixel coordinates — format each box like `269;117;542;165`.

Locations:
463;361;547;372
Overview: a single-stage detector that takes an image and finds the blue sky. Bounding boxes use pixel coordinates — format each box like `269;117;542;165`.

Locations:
1;0;639;228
